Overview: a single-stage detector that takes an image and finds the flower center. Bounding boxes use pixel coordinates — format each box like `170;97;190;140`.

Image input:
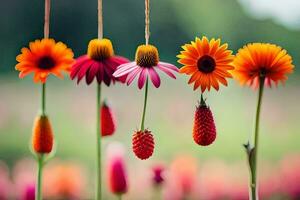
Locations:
88;39;114;61
135;45;159;68
38;56;55;69
197;55;216;73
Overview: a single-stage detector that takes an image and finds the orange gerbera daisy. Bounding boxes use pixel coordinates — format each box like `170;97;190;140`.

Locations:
178;37;234;92
16;38;74;83
232;43;294;88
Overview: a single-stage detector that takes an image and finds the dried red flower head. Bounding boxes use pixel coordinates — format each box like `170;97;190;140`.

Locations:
193;99;216;146
32;115;54;154
101;101;116;137
132;129;154;160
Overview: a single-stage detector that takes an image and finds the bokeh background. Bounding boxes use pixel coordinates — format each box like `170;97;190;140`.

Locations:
0;0;299;199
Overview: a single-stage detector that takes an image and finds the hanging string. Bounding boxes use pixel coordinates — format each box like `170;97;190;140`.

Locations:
98;0;103;39
44;0;50;39
145;0;150;45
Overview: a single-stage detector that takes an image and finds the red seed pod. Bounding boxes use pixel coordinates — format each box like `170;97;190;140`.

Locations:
32;115;54;154
132;129;154;160
101;101;116;137
193;101;216;146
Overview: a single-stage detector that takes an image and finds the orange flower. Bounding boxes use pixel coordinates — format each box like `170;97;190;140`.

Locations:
16;38;74;83
178;37;234;92
232;43;294;88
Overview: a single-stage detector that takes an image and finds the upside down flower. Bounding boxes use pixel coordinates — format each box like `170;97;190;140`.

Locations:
178;37;234;92
232;43;294;88
16;38;74;83
132;129;155;160
32;115;54;154
193;97;216;146
113;44;178;89
70;38;129;86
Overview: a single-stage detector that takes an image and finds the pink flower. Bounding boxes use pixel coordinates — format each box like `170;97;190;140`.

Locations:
70;39;129;86
113;44;178;89
107;143;128;195
152;165;165;186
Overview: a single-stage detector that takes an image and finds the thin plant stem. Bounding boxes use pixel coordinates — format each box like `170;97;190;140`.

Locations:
118;195;122;200
98;0;103;39
36;154;44;200
41;83;46;116
145;0;150;45
140;79;149;130
96;83;102;200
44;0;50;39
249;77;265;200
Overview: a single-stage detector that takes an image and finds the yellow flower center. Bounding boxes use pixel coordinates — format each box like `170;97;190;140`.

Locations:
135;45;159;67
87;39;114;61
197;55;216;73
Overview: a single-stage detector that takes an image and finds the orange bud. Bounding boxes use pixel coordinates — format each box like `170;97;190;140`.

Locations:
32;115;54;154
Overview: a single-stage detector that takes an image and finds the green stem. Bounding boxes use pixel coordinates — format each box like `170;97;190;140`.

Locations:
118;195;122;200
41;83;46;116
250;77;265;200
36;154;44;200
96;83;102;200
140;79;149;130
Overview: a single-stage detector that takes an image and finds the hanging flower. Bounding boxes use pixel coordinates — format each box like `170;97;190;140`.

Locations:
178;37;234;92
15;38;74;83
101;101;116;137
232;43;294;88
132;129;154;160
32;115;54;154
70;39;129;86
113;44;178;89
193;98;216;146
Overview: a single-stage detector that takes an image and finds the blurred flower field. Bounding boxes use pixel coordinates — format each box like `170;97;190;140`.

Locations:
0;75;300;199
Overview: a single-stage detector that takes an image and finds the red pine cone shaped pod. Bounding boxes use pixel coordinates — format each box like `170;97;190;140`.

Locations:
193;104;217;146
32;115;54;154
132;129;154;160
101;101;116;136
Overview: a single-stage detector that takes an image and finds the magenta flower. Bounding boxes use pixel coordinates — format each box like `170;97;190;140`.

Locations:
70;38;129;86
113;44;178;89
152;165;165;186
107;143;128;196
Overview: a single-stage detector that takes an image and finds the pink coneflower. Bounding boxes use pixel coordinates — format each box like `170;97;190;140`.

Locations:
21;184;35;200
113;44;178;89
71;39;129;86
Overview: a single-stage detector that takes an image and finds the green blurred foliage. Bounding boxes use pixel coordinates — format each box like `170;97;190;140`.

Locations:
0;0;299;73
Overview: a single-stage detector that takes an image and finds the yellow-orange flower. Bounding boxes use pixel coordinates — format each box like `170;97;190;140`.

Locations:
178;37;234;92
232;43;294;88
16;38;74;83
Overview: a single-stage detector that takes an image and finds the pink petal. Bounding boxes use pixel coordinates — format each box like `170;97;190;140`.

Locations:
96;62;105;84
70;55;89;79
156;65;177;79
113;62;137;77
86;62;100;84
126;67;142;86
138;68;148;89
112;56;130;64
158;62;179;72
148;68;161;88
76;60;94;84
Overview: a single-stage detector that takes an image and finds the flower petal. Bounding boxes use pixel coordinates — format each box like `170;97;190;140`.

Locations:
138;68;148;89
148;68;161;88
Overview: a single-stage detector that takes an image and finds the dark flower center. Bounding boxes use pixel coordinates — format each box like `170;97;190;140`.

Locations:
197;55;216;73
38;56;55;69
